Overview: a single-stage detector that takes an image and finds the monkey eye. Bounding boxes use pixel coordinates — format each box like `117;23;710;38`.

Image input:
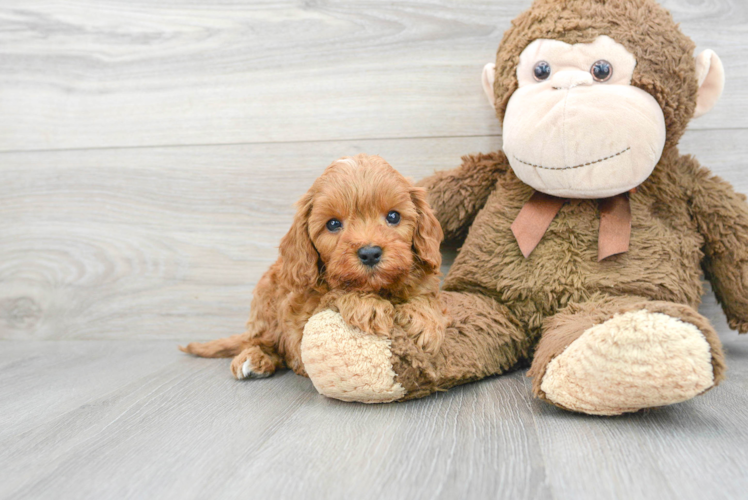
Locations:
533;61;551;81
326;218;342;232
385;211;401;225
591;60;613;82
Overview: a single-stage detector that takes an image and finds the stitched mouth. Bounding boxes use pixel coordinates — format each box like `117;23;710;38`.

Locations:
513;147;631;171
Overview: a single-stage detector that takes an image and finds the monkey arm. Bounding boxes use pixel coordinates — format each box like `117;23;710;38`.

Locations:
687;161;748;333
416;151;509;243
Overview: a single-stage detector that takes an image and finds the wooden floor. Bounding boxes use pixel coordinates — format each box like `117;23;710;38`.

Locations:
2;1;748;498
1;329;748;500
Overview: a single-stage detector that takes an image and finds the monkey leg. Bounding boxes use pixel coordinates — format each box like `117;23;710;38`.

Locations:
300;292;532;403
528;296;726;416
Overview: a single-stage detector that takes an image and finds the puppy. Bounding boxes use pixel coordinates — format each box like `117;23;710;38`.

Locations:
180;154;447;380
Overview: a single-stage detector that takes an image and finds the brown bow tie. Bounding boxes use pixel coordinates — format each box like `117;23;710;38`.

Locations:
510;191;631;262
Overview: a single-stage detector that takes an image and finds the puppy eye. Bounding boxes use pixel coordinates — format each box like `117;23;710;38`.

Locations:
533;61;551;81
385;211;401;225
325;218;342;232
591;60;613;82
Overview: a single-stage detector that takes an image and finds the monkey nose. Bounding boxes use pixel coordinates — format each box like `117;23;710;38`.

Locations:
357;246;383;267
552;70;594;90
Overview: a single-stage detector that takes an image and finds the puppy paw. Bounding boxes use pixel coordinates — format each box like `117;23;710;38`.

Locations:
394;299;448;354
230;346;276;380
337;294;394;337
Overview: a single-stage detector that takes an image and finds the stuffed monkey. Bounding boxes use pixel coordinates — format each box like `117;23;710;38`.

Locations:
300;0;744;415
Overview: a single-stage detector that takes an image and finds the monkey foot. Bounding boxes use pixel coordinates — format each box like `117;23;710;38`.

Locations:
539;310;716;416
301;310;406;403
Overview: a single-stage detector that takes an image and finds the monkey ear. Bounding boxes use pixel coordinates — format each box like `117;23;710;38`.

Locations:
693;49;725;118
482;63;497;110
411;187;444;273
278;192;319;290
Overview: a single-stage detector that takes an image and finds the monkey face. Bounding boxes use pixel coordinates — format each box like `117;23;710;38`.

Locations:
482;1;726;199
501;36;666;199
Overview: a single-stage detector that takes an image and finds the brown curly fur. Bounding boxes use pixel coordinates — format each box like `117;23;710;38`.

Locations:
180;154;447;378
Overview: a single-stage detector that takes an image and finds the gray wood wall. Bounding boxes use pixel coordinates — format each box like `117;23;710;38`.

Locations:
2;0;747;341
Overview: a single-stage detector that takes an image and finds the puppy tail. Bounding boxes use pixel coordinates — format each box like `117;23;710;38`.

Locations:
179;333;246;358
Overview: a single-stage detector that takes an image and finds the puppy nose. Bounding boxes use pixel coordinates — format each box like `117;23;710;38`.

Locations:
357;246;382;267
551;70;593;90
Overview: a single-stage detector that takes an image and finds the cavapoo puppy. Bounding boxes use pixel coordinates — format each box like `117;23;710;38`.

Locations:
180;154;447;379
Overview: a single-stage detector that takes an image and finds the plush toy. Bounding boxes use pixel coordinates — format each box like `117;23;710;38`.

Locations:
300;0;746;415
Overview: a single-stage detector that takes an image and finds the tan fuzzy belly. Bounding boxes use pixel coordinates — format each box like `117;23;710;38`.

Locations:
444;198;704;313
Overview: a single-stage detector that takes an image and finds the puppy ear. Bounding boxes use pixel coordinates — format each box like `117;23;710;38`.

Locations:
278;191;319;289
410;186;443;272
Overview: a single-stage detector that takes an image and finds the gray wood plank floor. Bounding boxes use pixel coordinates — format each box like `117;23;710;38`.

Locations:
2;1;748;499
1;335;747;500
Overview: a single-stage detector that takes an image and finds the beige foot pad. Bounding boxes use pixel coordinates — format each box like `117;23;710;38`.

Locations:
301;310;406;403
541;310;715;416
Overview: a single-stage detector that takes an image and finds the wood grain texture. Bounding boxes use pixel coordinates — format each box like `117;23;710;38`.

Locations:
527;339;748;500
1;129;746;341
1;337;747;500
0;0;746;151
0;341;549;500
0;340;176;439
0;135;498;340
